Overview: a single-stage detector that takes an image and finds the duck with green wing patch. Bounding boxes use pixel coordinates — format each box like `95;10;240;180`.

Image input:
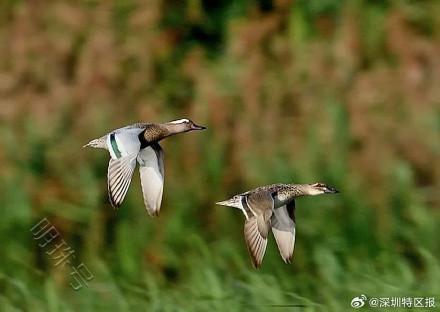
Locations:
84;119;206;216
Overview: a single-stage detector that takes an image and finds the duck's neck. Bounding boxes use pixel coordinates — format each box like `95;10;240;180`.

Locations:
163;122;189;136
278;184;317;202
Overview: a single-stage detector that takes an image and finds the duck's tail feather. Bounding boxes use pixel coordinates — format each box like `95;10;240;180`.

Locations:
83;136;107;149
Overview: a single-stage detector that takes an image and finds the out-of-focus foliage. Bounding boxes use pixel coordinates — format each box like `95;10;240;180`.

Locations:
0;0;439;311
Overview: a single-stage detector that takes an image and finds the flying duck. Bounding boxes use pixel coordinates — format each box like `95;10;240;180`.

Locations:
216;183;339;268
84;119;206;216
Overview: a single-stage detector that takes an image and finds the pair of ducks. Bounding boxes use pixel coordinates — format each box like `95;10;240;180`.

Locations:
85;119;338;268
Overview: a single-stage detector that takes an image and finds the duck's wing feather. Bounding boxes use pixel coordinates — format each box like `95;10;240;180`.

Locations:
138;143;164;216
244;217;268;269
271;201;296;263
107;155;137;208
107;127;146;159
243;191;274;268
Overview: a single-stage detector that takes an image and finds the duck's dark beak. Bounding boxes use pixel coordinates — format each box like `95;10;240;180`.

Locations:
191;123;207;130
324;186;339;194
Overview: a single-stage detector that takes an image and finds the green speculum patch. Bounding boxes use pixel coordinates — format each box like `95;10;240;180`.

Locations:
110;133;122;158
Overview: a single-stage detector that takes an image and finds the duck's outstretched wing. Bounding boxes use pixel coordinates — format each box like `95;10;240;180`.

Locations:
271;201;296;263
138;143;164;216
107;155;137;208
243;191;274;268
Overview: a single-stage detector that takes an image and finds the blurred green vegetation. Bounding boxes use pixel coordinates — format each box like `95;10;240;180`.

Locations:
0;0;439;311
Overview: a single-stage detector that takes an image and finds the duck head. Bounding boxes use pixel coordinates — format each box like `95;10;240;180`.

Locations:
306;183;339;195
167;118;206;133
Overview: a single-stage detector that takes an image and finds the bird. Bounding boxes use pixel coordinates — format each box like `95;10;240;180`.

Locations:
216;183;339;268
84;119;206;216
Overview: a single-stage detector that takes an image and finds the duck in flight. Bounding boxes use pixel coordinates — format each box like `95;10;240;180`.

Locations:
84;119;206;216
216;183;339;268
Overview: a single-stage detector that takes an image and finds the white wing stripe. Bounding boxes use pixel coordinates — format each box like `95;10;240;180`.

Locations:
110;171;128;196
113;176;129;200
116;168;133;203
109;165;126;180
107;156;136;208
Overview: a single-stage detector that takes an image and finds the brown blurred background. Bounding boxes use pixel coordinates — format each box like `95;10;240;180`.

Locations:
0;1;439;311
